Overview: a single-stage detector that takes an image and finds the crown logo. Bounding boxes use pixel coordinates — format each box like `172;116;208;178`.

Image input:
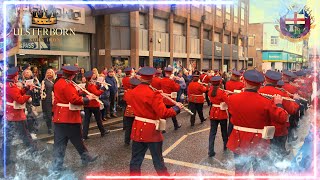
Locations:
31;8;57;25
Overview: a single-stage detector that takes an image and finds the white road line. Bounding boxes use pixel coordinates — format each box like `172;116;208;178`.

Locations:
187;127;210;136
145;155;234;175
46;128;123;144
162;135;188;156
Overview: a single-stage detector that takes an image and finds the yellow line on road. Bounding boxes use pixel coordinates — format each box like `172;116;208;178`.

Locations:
187;127;210;136
162;135;188;156
145;155;234;176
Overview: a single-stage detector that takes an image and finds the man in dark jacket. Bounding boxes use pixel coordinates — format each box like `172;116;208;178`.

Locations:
105;69;118;118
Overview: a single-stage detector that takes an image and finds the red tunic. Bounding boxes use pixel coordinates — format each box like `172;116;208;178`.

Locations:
199;74;211;84
160;77;180;106
258;85;299;136
122;76;131;90
187;81;207;103
225;80;244;92
283;82;298;95
208;87;228;120
151;76;162;91
5;81;31;121
85;83;104;108
226;90;288;156
123;89;134;117
53;78;87;124
126;84;177;142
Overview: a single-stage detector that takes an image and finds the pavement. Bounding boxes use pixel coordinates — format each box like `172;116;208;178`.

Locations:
1;105;313;179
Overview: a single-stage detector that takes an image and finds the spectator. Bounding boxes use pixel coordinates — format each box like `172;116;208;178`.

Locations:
105;69;118;118
176;70;186;103
22;69;41;139
75;68;85;83
92;68;99;79
41;69;55;134
32;67;40;80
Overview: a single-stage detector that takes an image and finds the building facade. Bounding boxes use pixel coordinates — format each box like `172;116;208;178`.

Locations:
7;4;95;75
92;1;250;72
248;23;308;72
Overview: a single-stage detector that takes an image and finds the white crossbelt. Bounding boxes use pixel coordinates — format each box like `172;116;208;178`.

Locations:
212;104;221;108
6;102;14;106
135;116;160;129
233;125;263;134
56;103;69;107
190;94;204;97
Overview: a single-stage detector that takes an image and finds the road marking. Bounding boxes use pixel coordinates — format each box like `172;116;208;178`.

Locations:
162;135;188;156
145;155;234;175
46;128;123;144
187;127;210;136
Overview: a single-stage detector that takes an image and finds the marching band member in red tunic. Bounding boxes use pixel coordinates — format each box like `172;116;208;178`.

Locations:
1;67;43;169
52;66;98;172
225;70;244;136
82;71;108;140
226;70;288;175
150;69;162;90
187;70;207;126
160;67;181;130
213;69;220;76
208;76;229;157
200;69;212;106
123;77;141;145
258;70;299;157
122;67;133;91
225;70;244;92
126;67;183;176
282;70;300;142
122;67;134;129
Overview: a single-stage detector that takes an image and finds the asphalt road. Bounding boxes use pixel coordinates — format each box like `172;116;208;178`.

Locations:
1;105;312;179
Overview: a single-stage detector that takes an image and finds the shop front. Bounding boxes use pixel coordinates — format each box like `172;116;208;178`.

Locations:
153;57;169;69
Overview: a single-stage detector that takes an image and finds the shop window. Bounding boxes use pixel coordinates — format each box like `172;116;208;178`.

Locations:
63;56;77;66
78;56;90;71
62;34;89;52
112;57;130;70
111;13;130;27
224;35;229;44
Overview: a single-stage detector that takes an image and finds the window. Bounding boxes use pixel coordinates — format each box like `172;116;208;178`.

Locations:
241;2;245;25
192;4;200;8
214;33;220;42
224;35;229;44
226;5;231;20
216;4;222;16
271;36;279;45
234;1;239;23
248;36;255;47
205;5;212;13
233;37;238;45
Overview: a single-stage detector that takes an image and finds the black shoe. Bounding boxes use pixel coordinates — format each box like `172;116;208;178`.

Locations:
101;130;110;137
208;152;216;157
48;129;52;135
201;119;207;124
224;146;227;151
125;142;130;146
162;130;166;134
174;124;182;130
191;124;195;127
82;154;98;166
83;136;89;140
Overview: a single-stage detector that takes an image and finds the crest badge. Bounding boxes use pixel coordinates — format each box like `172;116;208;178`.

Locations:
275;5;315;42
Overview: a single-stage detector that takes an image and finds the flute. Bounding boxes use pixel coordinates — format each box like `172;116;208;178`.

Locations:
223;89;297;102
149;85;194;115
275;87;309;102
71;81;104;105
